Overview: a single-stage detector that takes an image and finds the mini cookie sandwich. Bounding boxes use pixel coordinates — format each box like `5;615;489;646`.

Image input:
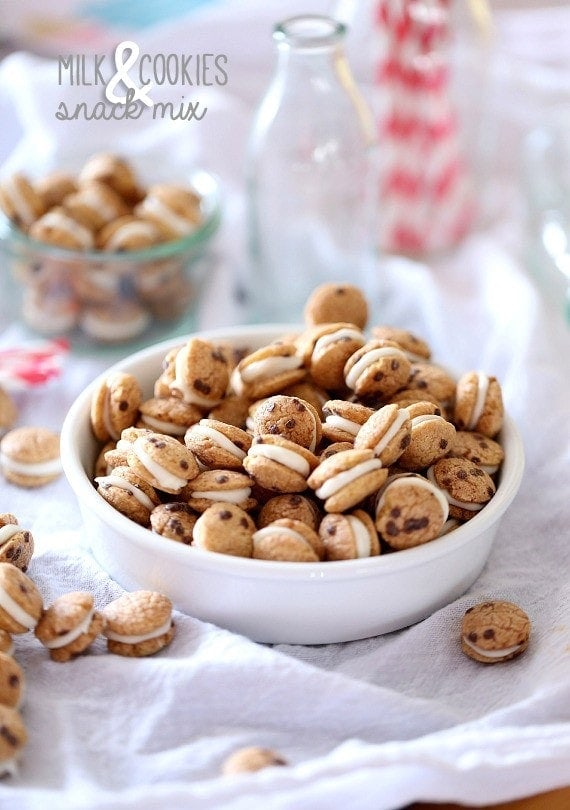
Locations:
298;322;366;391
207;393;251;430
184;469;256;513
102;590;175;657
79;300;151;343
0;515;34;572
0;172;45;230
389;388;443;412
34;591;105;663
461;600;530;664
448;431;504;475
169;338;230;410
0;631;13;656
63;180;129;231
222;746;288;776
257;494;321;531
34;170;77;209
281;380;328;421
371;326;431;362
231;342;306;401
96;214;162;252
319;509;379;561
193;503;255;557
343;340;412;401
0;704;27;777
427;457;496;521
28;207;95;250
0;387;17;438
73;264;122;305
21;284;80;337
94;441;116;477
319;441;354;461
0;426;62;488
252;518;324;562
135;183;202;241
153;346;180;398
95;465;161;526
126;432;199;495
150;503;197;545
406;363;456;409
398;412;456;471
307;448;388;513
354;403;412;466
250;395;322;452
454;371;504;438
138;397;202;438
303;282;368;330
374;473;450;549
78;153;144;205
91;371;142;443
0;651;25;708
184;419;252;470
102;427;154;470
321;400;374;444
243;435;318;494
0;563;43;634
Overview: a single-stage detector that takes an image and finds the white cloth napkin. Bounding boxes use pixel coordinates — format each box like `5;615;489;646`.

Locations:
1;3;570;809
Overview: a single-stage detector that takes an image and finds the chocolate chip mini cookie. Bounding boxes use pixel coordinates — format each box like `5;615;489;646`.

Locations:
321;400;374;444
461;600;530;663
344;339;412;400
250;395;322;452
252;518;324;562
35;591;105;662
0;704;27;777
319;509;379;560
185;469;257;513
193;503;255;557
95;465;161;526
126;432;199;495
257;494;321;531
0;426;62;488
307;448;387;513
150;502;197;545
427;457;496;520
0;515;34;572
231;341;305;400
0;651;25;708
0;563;43;634
169;338;230;410
90;371;142;443
103;590;175;657
303;282;368;329
454;371;504;438
298;322;366;391
374;473;449;549
244;435;318;494
184;419;252;470
138;396;202;438
354;403;412;466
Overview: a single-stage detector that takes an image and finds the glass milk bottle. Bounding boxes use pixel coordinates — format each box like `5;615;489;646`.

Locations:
245;14;378;323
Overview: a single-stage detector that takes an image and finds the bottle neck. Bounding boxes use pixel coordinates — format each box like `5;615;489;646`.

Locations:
272;15;347;79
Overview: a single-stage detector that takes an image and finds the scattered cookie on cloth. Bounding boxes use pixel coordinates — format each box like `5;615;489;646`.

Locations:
102;590;175;657
0;426;62;488
0;563;43;634
461;600;531;663
35;591;106;663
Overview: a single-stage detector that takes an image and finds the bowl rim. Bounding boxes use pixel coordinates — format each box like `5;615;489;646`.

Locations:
60;324;526;583
0;169;221;262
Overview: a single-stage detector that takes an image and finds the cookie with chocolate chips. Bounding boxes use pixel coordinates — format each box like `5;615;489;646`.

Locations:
193;503;255;557
150;502;198;545
461;600;530;663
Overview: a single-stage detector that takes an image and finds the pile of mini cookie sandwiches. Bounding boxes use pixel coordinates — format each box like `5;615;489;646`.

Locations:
93;282;506;559
0;153;204;341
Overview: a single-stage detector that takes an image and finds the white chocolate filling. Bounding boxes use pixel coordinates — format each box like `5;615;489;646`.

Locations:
132;438;188;491
345;347;408;390
140;415;187;436
0;451;62;478
467;371;490;430
105;616;173;645
313;327;363;353
102;387;119;441
189;423;247;460
324;414;361;437
0;524;23;547
43;607;95;649
240;354;302;383
426;466;485;512
247;444;310;476
410;414;443;429
105;221;157;250
189;487;251;504
253;525;310;546
480;463;499;475
346;515;372;558
462;636;523;659
95;474;156;512
316;459;383;500
371;408;409;456
376;474;449;522
0;584;38;630
139;195;195;236
79;185;122;222
81;308;150;342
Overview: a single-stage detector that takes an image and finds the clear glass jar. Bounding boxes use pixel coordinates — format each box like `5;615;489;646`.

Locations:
245;14;378;324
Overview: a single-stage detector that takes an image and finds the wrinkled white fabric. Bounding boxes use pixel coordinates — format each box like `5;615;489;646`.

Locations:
0;3;570;809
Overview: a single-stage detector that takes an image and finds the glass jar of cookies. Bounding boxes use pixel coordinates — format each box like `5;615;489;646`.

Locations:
0;155;221;350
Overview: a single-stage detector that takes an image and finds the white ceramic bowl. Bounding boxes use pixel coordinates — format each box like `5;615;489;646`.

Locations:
61;325;525;645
